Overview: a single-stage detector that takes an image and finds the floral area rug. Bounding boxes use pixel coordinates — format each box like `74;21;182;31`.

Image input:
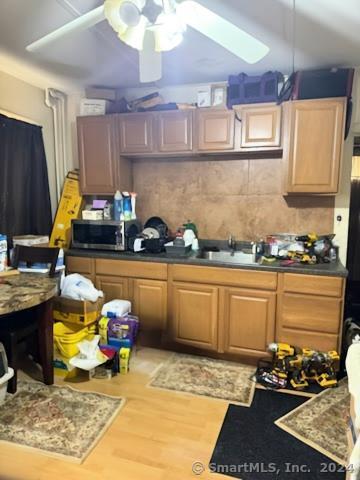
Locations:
148;353;256;407
0;381;125;463
275;378;349;465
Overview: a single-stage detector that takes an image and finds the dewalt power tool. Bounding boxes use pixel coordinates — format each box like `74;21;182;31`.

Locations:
266;343;339;390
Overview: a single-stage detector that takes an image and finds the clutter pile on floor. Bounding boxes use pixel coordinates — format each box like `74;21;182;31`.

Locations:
53;273;138;380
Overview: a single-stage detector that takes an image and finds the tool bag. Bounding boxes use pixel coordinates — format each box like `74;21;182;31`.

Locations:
278;68;354;138
278;68;354;102
227;71;284;107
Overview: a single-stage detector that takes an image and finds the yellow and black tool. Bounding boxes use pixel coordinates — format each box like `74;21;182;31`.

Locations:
267;342;339;390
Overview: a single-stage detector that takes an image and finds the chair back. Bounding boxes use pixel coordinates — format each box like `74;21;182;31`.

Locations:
12;245;60;277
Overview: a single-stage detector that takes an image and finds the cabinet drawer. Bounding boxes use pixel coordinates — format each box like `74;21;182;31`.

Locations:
66;256;95;276
277;328;339;352
170;265;277;290
279;293;341;334
95;259;167;280
283;273;343;297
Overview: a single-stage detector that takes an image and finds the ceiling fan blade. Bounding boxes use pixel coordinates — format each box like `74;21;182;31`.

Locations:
139;31;162;83
177;0;269;64
26;5;105;52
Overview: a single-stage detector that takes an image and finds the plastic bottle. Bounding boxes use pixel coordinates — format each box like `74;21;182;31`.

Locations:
114;191;122;221
122;193;132;221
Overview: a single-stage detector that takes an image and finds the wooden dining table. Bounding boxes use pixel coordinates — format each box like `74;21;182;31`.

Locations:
0;273;58;385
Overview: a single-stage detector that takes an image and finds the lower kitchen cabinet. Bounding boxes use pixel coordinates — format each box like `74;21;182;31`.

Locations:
221;288;276;357
66;256;95;282
171;282;219;351
132;279;167;331
66;256;345;359
95;275;130;303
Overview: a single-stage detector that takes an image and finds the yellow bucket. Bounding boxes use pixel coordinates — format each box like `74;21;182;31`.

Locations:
54;321;96;359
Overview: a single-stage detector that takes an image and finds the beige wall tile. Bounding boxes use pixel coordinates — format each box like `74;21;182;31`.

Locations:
248;158;282;195
199;159;249;196
133;158;335;239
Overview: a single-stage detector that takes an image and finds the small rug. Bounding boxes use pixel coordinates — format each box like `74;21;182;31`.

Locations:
148;353;256;407
275;378;349;466
0;381;125;463
210;390;346;480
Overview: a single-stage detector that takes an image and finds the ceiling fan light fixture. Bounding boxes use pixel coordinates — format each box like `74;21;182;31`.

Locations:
119;1;142;27
153;11;186;51
119;15;148;50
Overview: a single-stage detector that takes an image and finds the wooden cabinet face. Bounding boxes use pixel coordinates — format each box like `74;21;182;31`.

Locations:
133;279;167;331
197;109;235;151
95;275;130;303
222;288;276;356
119;113;153;153
66;256;95;282
158;111;193;152
238;104;281;148
171;282;218;351
77;115;118;194
285;98;346;194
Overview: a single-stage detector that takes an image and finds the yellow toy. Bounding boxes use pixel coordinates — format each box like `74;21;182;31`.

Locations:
119;347;130;374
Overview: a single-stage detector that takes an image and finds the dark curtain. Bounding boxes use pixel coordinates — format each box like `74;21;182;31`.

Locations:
0;114;52;243
347;178;360;281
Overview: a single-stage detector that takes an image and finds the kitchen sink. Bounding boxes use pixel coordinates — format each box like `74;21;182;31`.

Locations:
198;249;258;265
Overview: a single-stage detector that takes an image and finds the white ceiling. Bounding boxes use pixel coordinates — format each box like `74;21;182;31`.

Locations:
0;0;359;89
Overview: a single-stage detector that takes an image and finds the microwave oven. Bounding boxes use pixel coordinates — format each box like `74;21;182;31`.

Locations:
71;220;142;251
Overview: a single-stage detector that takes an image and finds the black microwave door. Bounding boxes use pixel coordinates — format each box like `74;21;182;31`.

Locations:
73;223;118;246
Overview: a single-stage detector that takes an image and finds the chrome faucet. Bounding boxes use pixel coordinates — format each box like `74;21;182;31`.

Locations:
228;235;236;255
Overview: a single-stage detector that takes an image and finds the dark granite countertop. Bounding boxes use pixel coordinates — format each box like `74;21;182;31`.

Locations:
0;273;58;316
67;248;348;278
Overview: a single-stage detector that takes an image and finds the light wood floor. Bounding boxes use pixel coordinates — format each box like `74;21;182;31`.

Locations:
0;348;230;480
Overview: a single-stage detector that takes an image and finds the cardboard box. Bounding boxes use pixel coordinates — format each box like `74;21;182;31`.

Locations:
13;235;49;247
49;171;82;249
53;296;104;326
85;87;117;102
80;99;110;116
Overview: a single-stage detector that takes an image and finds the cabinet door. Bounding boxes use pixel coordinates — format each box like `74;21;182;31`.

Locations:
77;115;118;194
158;111;193;152
197;109;235;151
95;275;130;303
171;282;218;351
66;256;95;282
132;279;167;331
284;98;346;194
119;113;153;153
237;104;281;148
222;288;276;357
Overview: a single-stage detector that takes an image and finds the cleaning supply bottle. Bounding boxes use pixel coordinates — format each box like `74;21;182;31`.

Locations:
130;192;137;220
122;192;132;221
113;191;122;221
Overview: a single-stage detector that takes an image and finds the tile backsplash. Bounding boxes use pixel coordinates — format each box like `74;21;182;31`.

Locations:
133;157;335;240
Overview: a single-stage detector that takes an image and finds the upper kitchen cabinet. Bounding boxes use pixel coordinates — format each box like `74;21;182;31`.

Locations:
118;113;153;154
196;109;235;151
283;98;346;194
234;103;282;148
157;110;193;153
78;115;122;195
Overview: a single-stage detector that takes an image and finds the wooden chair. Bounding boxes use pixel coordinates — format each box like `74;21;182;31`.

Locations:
12;245;60;277
0;246;59;393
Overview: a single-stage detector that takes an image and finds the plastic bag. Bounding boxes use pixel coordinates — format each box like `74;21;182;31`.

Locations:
61;273;103;302
69;335;108;371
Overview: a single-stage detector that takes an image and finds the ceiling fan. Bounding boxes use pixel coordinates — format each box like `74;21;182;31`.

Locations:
26;0;269;83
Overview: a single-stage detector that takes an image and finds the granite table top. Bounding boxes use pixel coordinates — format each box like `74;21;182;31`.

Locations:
0;273;58;316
